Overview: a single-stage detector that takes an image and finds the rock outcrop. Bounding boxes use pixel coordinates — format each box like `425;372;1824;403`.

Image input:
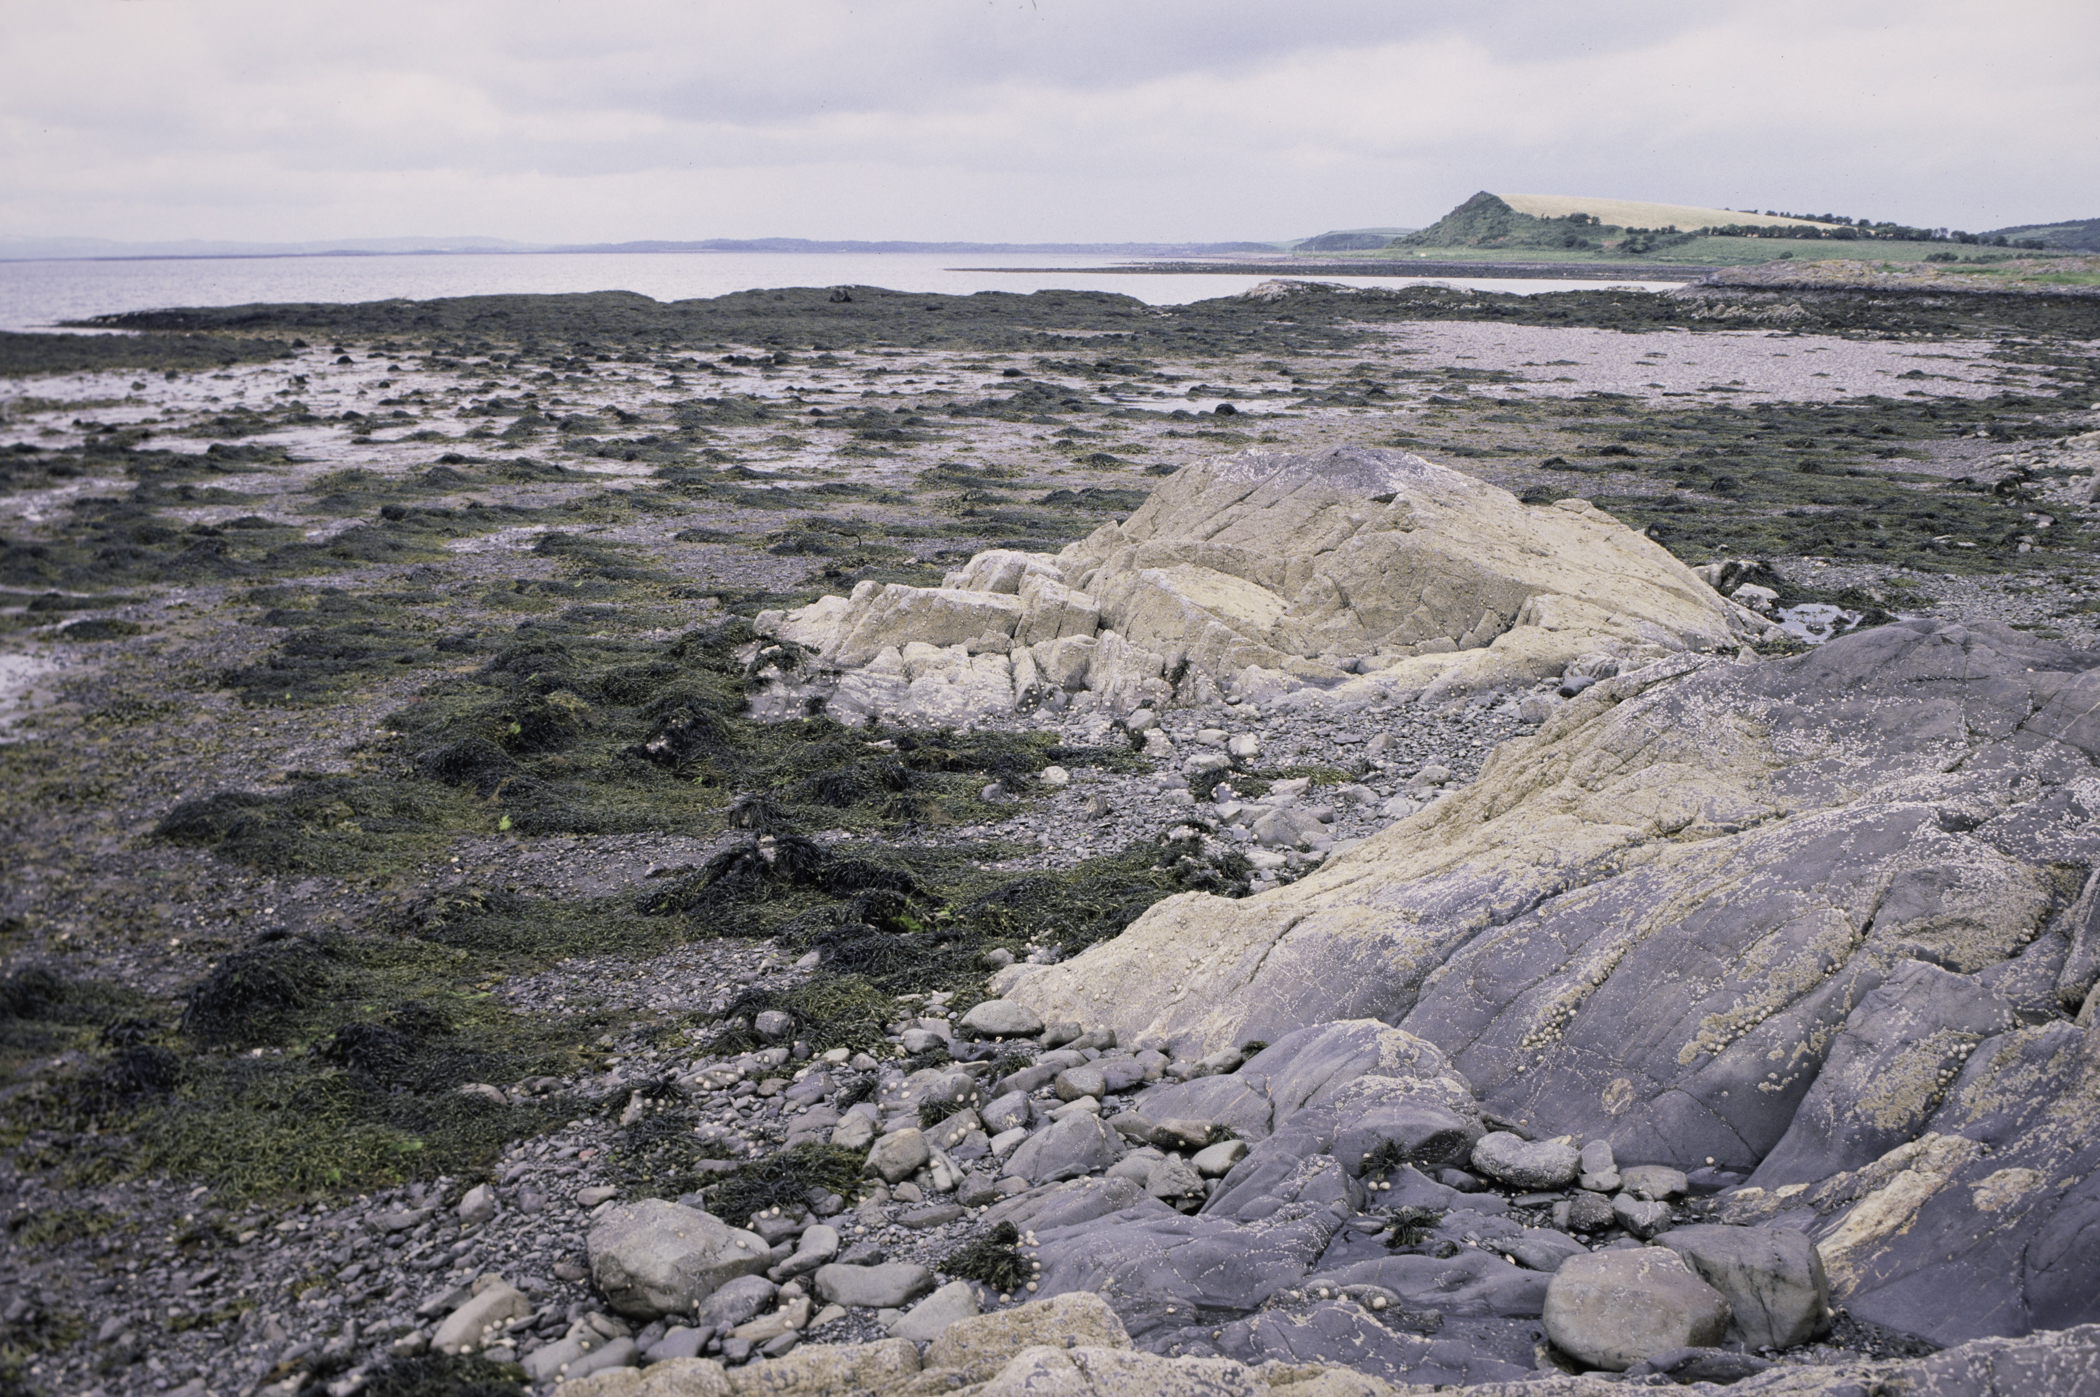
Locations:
752;446;1764;722
562;1319;2100;1396
999;619;2100;1345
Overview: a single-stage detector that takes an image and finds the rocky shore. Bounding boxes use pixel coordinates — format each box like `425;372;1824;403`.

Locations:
0;276;2096;1396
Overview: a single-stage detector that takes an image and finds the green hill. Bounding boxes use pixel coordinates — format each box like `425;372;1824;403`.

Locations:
1987;217;2100;251
1292;227;1415;252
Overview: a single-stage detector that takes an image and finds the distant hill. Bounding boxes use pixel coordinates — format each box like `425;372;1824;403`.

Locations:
1291;227;1415;252
1399;192;1834;251
1985;218;2100;251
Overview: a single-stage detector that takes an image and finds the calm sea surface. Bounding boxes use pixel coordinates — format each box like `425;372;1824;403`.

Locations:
0;251;1679;333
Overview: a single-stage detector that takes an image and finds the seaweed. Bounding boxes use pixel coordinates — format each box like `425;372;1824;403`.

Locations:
361;1352;525;1397
704;1142;866;1221
178;935;338;1049
942;1220;1029;1293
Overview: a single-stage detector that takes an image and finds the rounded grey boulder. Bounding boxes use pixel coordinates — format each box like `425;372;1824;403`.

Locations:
1544;1250;1731;1372
1054;1065;1108;1102
959;999;1044;1038
585;1199;772;1319
863;1127;932;1184
1469;1131;1581;1190
813;1261;937;1309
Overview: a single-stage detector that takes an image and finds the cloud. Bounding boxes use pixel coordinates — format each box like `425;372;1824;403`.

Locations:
1;0;2091;242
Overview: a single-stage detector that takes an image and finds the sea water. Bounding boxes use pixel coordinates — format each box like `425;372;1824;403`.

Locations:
0;250;1680;332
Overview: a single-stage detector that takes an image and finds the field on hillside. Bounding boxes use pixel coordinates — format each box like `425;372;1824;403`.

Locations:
1495;194;1830;230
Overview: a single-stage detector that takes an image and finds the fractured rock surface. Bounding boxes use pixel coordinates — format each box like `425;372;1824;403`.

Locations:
754;446;1763;723
1004;619;2100;1345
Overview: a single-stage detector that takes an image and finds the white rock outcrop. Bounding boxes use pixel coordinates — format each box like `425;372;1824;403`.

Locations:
752;446;1763;724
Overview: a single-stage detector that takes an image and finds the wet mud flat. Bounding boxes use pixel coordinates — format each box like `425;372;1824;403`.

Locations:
0;278;2095;1395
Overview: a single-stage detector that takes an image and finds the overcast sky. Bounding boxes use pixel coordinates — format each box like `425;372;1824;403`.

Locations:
3;0;2093;245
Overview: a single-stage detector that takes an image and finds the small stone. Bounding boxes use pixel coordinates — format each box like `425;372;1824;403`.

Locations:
865;1128;932;1184
1565;1190;1616;1232
429;1280;529;1355
1040;766;1070;787
1580;1140;1617;1176
1145;1154;1206;1203
697;1274;779;1332
1054;1065;1107;1101
456;1184;496;1227
1613;1194;1675;1240
1149;1119;1213;1152
980;1091;1033;1135
900;1028;946;1055
899;1203;966;1229
577;1186;620;1208
754;1010;795;1041
1190;1139;1248;1177
1621;1165;1689;1201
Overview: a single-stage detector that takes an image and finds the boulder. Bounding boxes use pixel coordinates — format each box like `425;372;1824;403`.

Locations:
812;1262;936;1309
863;1128;931;1184
1658;1224;1831;1350
587;1202;772;1320
430;1279;531;1354
1543;1250;1731;1371
959;999;1044;1039
1469;1132;1580;1190
754;445;1758;724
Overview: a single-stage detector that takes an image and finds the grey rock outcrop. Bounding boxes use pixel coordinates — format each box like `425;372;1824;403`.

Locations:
753;446;1761;724
1002;620;2100;1345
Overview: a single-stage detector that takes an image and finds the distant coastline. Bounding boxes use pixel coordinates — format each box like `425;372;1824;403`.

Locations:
0;236;1293;265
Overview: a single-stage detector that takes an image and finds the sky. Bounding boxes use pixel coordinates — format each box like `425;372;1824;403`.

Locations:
2;0;2094;245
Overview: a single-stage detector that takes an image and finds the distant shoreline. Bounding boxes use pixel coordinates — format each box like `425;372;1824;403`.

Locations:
972;259;1713;282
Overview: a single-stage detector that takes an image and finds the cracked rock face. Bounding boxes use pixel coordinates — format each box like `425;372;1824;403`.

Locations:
752;446;1763;724
1003;619;2100;1343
